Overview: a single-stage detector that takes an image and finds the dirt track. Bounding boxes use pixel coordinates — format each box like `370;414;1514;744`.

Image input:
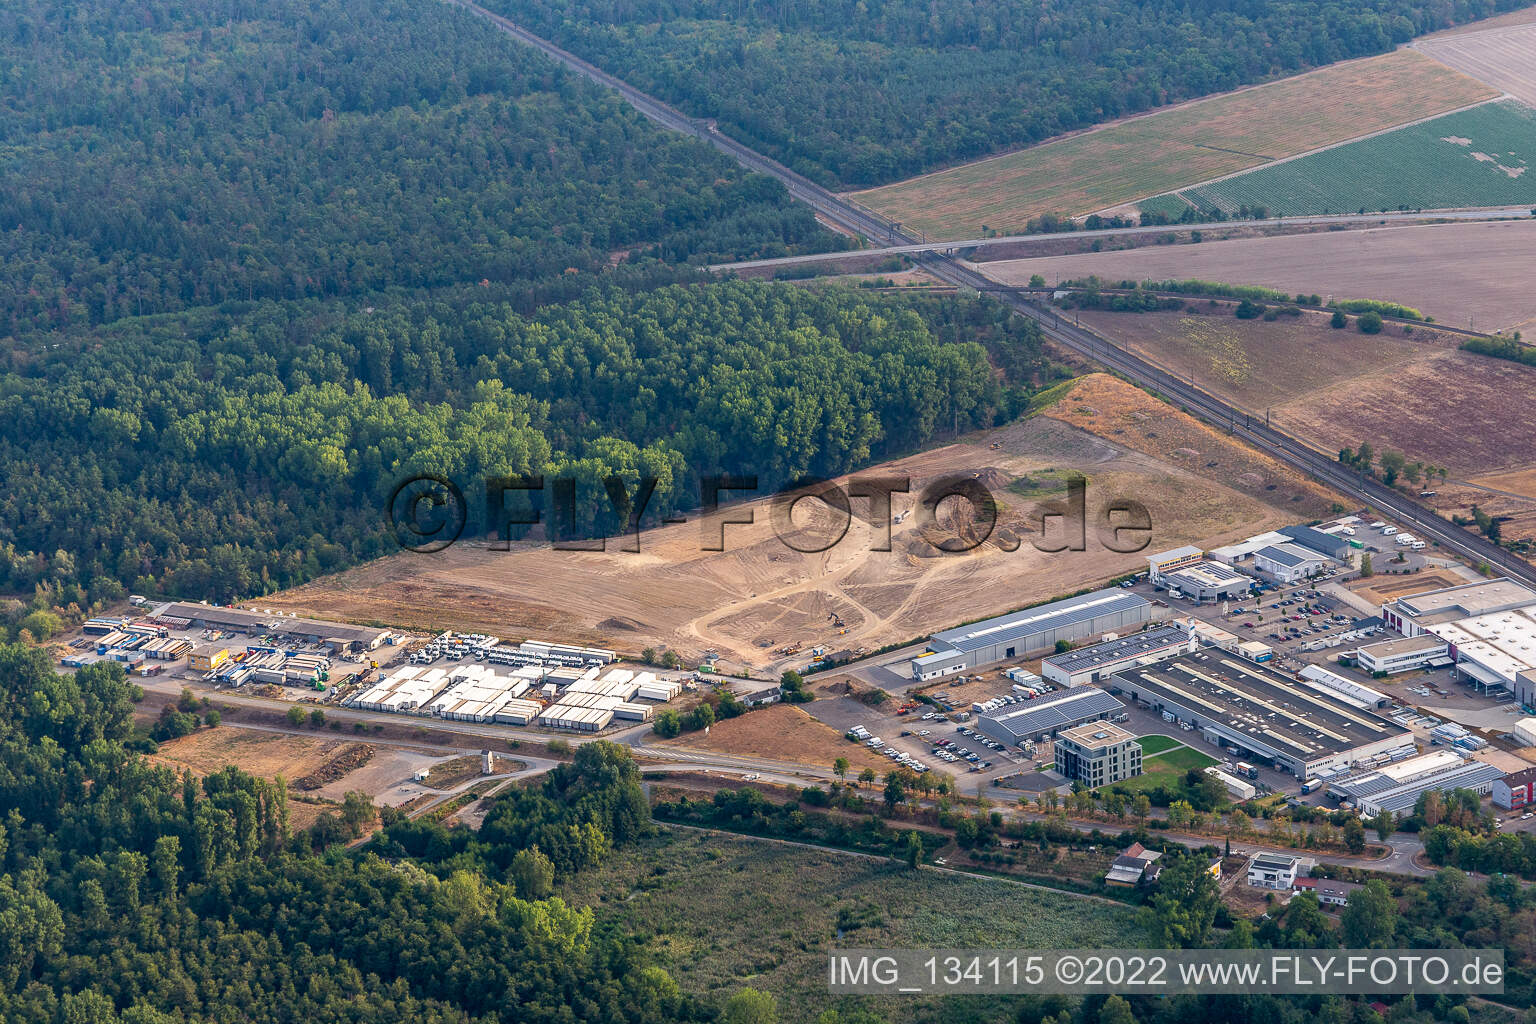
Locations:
265;380;1330;671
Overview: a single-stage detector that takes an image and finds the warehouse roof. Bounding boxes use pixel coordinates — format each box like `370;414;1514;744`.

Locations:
1426;607;1536;685
1330;754;1504;814
1280;524;1350;556
978;686;1124;739
1110;653;1410;762
1358;635;1448;659
1163;560;1250;591
159;602;386;645
1255;542;1328;569
931;590;1150;654
1389;578;1536;624
1045;624;1190;675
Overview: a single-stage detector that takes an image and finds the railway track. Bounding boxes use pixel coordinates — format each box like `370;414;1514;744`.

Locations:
448;0;1536;590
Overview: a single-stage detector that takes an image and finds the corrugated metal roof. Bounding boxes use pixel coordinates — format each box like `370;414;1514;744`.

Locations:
1045;624;1189;674
932;590;1149;654
979;687;1124;739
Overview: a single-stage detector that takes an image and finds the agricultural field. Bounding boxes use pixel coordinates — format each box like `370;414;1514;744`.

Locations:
1155;99;1536;218
1415;23;1536;106
983;218;1536;333
559;828;1144;1020
854;50;1496;239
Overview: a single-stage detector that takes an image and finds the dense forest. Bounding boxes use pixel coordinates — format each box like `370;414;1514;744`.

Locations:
487;0;1534;186
0;0;845;335
0;642;716;1022
0;281;1055;605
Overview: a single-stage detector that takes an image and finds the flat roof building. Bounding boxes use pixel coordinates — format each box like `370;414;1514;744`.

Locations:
159;602;388;651
1160;560;1255;602
1107;653;1412;778
975;686;1126;745
1381;578;1536;636
1146;546;1205;581
1054;722;1143;788
1041;624;1194;687
1356;635;1451;676
1328;749;1504;816
911;589;1151;681
1427;606;1536;701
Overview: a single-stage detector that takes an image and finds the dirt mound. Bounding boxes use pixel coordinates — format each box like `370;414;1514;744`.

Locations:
598;616;644;632
294;744;374;791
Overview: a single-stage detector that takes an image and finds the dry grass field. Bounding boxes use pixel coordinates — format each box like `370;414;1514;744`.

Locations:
149;728;362;782
852;50;1495;239
265;381;1329;672
982;219;1536;333
1274;346;1536;477
1073;306;1441;407
656;703;891;773
1415;23;1536;105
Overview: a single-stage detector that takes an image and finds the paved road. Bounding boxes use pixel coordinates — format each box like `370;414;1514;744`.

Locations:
707;207;1536;271
450;2;1536;595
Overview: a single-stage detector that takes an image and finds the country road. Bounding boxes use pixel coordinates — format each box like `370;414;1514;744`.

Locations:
705;206;1536;271
447;0;1536;594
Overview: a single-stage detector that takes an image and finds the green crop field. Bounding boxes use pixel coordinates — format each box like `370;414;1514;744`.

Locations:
1148;99;1536;217
561;828;1145;1020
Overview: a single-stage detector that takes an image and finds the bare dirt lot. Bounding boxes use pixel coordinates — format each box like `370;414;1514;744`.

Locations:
1346;569;1467;606
149;728;363;783
853;50;1495;238
1415;24;1536;106
266;386;1330;672
981;218;1536;334
657;703;891;773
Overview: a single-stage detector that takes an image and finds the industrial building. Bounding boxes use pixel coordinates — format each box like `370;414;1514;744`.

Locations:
1297;665;1390;709
1158;560;1254;602
1355;635;1451;676
1204;766;1257;801
1251;542;1334;583
1426;605;1536;701
1107;653;1412;778
1379;578;1536;637
1145;545;1206;581
1053;722;1142;787
910;589;1151;681
1326;749;1504;816
349;666;450;712
1187;619;1273;662
1041;624;1194;687
974;686;1126;746
1209;530;1291;566
158;602;389;652
1278;524;1352;560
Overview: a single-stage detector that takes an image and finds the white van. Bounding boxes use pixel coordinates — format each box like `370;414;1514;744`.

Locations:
1412;541;1426;549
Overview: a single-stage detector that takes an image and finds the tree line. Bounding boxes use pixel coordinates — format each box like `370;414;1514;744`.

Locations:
486;0;1532;186
0;281;1056;605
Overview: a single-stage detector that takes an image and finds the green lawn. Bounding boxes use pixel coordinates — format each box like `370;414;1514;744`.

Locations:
1110;744;1219;794
1136;733;1183;755
560;828;1146;1021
